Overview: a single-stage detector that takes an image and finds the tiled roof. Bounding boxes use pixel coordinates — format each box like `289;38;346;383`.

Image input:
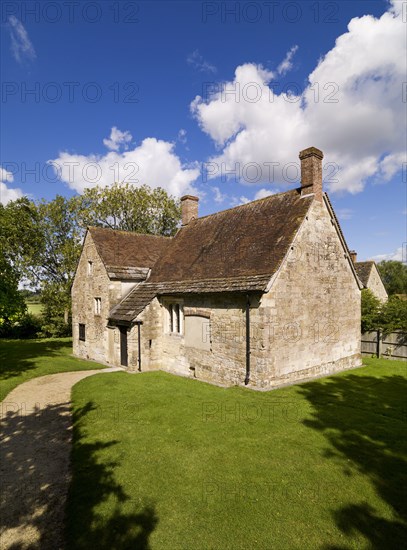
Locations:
109;189;314;322
88;227;171;279
109;275;271;323
355;261;374;287
149;188;312;283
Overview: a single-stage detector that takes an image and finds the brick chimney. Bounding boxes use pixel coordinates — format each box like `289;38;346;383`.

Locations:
299;146;324;201
349;250;357;264
181;195;199;226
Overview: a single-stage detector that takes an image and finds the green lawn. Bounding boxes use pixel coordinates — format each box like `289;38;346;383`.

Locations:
26;301;44;316
0;338;105;401
67;358;407;549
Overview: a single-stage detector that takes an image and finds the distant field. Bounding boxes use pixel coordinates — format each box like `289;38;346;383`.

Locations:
26;302;43;316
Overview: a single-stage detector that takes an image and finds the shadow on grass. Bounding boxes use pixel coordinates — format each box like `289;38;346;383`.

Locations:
0;399;157;550
65;402;158;550
297;372;407;550
0;339;70;380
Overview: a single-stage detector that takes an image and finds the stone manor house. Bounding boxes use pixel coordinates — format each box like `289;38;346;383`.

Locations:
72;147;363;389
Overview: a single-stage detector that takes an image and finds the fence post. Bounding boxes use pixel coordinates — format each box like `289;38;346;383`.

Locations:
376;329;382;358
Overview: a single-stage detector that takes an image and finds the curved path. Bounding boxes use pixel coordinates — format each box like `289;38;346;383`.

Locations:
0;368;121;550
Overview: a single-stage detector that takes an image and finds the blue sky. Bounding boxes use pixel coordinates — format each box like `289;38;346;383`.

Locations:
1;0;406;262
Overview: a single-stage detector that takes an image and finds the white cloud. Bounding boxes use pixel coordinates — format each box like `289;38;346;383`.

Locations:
103;127;132;151
390;0;404;16
0;168;24;204
375;152;406;182
187;50;217;74
370;246;404;262
8;16;36;63
178;129;187;144
211;186;227;203
230;195;251;207
50;132;200;197
254;188;276;200
191;5;406;194
277;45;298;75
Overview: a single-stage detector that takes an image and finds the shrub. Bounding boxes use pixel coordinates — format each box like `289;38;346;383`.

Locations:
361;289;381;333
0;313;42;339
38;317;72;338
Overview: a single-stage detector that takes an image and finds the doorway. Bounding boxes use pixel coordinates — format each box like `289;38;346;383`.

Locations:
119;326;128;367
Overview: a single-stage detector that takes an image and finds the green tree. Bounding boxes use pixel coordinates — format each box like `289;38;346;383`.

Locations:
0;199;38;323
72;183;181;236
361;289;382;333
0;253;26;321
379;296;407;334
0;198;43;279
35;196;82;326
1;196;82;332
377;260;407;296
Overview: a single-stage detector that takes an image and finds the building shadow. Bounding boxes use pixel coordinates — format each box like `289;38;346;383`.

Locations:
296;372;407;549
0;399;158;550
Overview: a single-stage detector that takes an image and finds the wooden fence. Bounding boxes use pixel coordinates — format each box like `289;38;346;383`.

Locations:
361;330;407;361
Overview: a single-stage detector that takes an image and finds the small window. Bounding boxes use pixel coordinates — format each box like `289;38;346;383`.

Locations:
79;323;86;341
88;261;93;276
94;297;101;315
167;303;183;334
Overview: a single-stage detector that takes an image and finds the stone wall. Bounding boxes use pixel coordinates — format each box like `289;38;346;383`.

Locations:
366;266;388;302
134;294;248;385
247;198;362;388
71;233;131;364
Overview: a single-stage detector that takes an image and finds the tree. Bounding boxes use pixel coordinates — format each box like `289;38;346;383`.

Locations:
377;260;407;296
0;198;43;280
1;185;181;335
361;289;382;333
72;183;181;236
35;196;83;325
0;199;38;323
0;196;81;331
0;253;26;322
380;296;407;334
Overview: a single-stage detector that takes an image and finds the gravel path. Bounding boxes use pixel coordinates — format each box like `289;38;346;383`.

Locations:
0;368;121;550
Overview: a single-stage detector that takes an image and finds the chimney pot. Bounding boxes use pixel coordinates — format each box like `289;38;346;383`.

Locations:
181;195;199;226
299;146;324;201
349;250;357;264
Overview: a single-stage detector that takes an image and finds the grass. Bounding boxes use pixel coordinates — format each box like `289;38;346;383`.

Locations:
67;357;407;549
26;302;44;316
0;338;106;402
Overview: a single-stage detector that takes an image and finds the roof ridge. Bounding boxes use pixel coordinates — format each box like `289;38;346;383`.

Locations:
355;260;374;265
193;187;301;223
88;226;172;239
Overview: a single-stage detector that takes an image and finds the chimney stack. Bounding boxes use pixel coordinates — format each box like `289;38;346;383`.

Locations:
349;250;357;264
181;195;199;226
299;146;324;201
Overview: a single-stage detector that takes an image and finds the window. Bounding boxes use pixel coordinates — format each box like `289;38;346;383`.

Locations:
79;323;86;341
94;297;101;315
167;303;183;334
88;261;93;276
184;315;211;351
